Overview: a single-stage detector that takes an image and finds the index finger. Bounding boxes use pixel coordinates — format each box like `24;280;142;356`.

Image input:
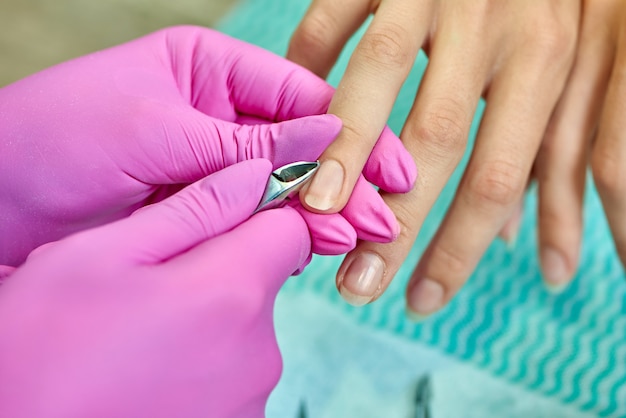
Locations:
160;26;335;122
300;0;431;212
287;0;371;78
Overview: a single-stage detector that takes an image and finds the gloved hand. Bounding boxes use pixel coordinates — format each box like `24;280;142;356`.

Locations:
0;26;417;267
0;159;310;418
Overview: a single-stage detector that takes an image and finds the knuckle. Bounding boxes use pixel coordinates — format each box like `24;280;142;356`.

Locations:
466;160;527;209
358;23;412;70
172;188;219;236
427;244;470;288
591;146;626;195
336;117;379;153
290;14;336;56
410;99;468;159
522;19;576;65
376;195;420;253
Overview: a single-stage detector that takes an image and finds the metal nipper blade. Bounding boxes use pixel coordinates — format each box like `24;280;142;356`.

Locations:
254;161;320;213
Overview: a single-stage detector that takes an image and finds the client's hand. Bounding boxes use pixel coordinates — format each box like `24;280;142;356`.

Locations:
289;1;578;312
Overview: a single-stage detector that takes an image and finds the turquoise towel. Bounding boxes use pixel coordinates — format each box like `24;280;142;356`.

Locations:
218;2;626;416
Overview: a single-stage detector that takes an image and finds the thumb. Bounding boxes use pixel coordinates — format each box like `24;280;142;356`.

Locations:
156;113;341;183
102;159;273;264
166;206;311;293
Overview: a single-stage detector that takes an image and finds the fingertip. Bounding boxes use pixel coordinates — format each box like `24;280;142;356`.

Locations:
364;126;417;193
536;181;581;290
294;206;357;255
543;281;570;295
342;177;401;243
336;251;385;307
406;277;445;317
539;246;575;290
405;309;430;323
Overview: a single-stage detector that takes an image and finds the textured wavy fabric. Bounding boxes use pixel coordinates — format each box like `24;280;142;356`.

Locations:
218;2;626;416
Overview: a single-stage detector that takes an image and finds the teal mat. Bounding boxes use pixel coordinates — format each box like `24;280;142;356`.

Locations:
219;1;626;416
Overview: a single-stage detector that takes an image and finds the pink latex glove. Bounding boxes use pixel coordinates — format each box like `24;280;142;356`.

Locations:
0;26;417;267
0;159;310;418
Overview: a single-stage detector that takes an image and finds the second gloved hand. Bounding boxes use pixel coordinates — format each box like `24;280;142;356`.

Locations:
0;160;308;418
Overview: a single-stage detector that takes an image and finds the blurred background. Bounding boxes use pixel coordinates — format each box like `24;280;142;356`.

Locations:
0;0;237;86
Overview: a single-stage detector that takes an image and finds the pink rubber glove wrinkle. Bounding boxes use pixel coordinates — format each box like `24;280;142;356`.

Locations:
0;160;309;418
237;115;418;194
0;26;416;266
0;26;349;266
236;116;416;252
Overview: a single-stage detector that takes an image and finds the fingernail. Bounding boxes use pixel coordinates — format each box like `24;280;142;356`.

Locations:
338;252;384;307
304;159;344;211
544;282;569;295
405;309;430;323
407;278;444;318
540;247;570;288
